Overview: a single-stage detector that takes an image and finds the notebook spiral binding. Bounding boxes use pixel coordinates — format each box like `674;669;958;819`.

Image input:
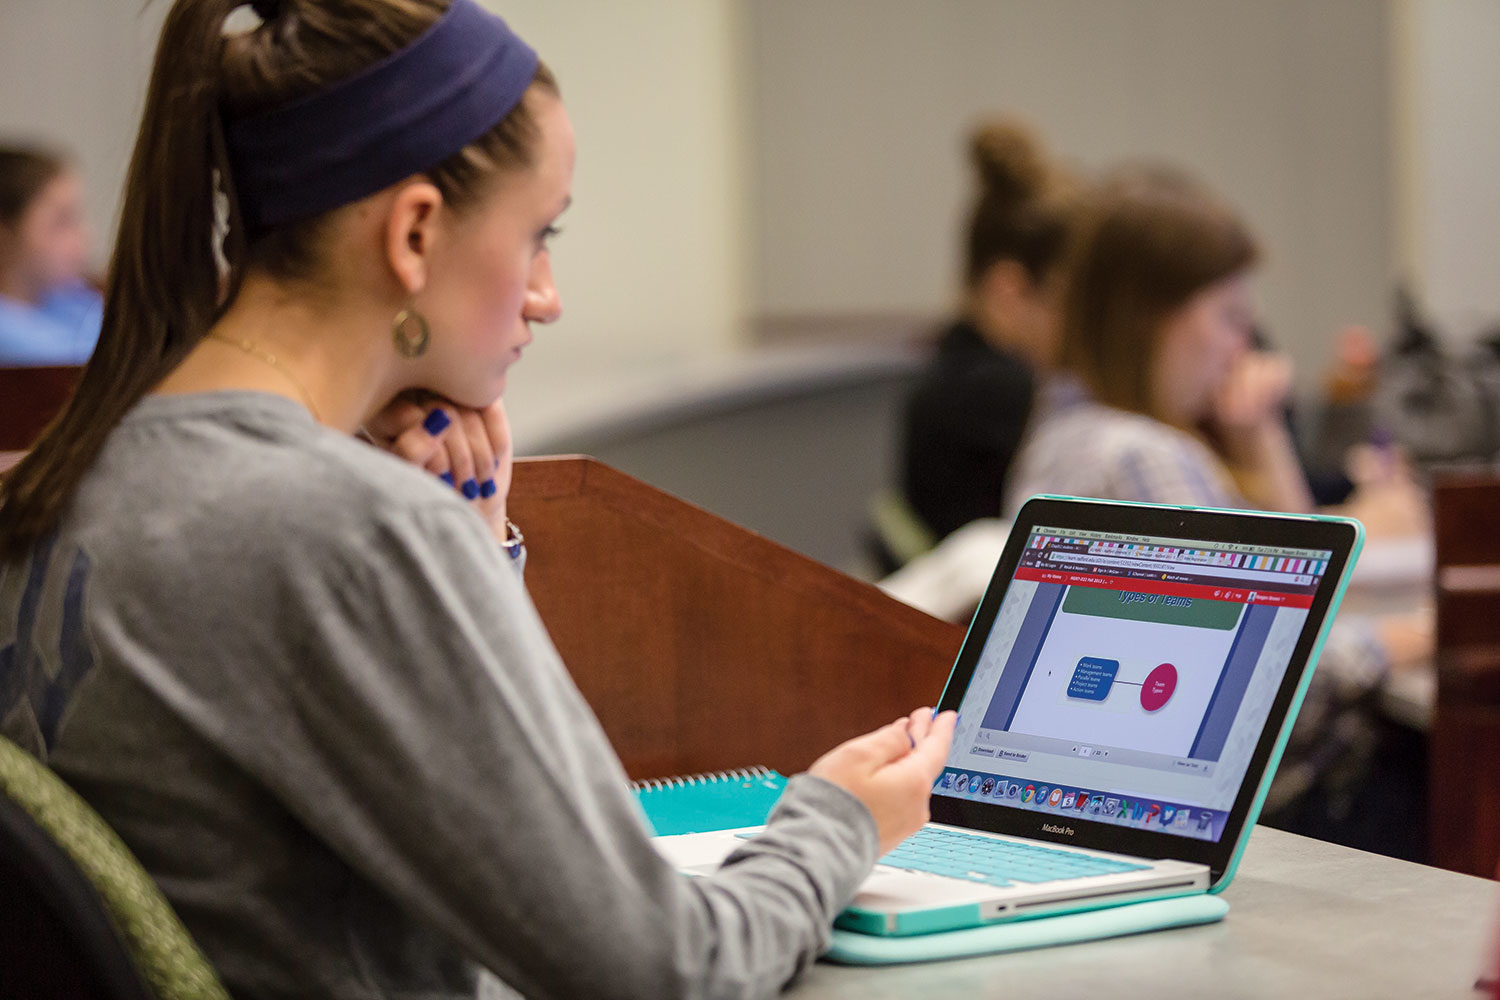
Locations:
630;765;775;792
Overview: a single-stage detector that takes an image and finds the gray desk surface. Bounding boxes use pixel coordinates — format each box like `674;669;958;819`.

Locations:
795;826;1496;999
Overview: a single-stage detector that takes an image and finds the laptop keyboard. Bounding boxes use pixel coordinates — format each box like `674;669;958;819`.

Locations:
878;827;1150;888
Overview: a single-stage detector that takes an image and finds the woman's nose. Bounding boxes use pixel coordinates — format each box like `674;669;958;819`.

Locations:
524;252;562;324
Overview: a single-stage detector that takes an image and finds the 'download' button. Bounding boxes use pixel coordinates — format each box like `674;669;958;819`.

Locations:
1067;657;1119;701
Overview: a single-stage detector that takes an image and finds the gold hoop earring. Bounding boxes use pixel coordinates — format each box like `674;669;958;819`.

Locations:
393;307;431;359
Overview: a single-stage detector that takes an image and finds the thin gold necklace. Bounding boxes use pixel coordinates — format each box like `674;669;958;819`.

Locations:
207;333;324;424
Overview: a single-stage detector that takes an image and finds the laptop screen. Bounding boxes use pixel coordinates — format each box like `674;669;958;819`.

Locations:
932;522;1335;844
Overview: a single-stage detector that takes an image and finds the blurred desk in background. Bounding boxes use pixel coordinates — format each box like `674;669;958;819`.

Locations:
1340;533;1432;615
505;344;925;576
1341;532;1437;730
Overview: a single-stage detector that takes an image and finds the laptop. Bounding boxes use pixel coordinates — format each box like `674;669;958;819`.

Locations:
655;495;1363;936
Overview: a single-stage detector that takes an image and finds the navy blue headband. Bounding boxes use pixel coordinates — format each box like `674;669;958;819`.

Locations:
225;0;539;235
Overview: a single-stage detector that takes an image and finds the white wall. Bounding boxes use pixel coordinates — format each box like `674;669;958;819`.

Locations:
746;0;1397;389
1393;0;1500;342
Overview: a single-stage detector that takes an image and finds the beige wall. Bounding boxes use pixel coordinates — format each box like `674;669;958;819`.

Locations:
1394;0;1500;343
4;0;1497;386
479;0;750;386
746;0;1397;388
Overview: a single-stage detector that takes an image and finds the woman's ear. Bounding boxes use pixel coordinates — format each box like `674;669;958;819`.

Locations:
384;180;445;297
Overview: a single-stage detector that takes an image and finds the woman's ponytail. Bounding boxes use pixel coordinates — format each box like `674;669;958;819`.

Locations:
0;0;243;556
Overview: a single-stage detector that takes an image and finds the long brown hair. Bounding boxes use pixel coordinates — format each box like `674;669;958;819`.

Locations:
0;0;556;558
1056;167;1258;416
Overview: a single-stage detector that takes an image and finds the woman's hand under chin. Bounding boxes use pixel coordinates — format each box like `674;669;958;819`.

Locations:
1211;351;1295;448
362;391;515;547
1207;352;1315;514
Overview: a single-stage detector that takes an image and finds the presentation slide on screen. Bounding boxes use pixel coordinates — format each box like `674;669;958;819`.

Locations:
1003;586;1244;759
937;528;1330;836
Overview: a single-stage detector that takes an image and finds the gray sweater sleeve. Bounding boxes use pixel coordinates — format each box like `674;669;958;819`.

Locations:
227;501;878;999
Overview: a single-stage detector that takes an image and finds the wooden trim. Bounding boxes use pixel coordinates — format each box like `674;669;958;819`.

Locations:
1430;474;1500;876
0;366;82;451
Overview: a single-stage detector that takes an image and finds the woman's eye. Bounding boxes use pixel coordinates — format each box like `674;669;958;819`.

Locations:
536;225;562;250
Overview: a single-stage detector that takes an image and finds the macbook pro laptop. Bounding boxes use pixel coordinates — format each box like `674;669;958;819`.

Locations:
656;495;1363;935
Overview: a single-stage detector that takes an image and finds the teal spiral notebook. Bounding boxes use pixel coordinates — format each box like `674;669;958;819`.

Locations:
632;766;788;836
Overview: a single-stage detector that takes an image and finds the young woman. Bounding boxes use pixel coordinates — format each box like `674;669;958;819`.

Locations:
1006;167;1313;517
1006;168;1428;852
0;1;954;997
899;118;1078;545
0;145;102;365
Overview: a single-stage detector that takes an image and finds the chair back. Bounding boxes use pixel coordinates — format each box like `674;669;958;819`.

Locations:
0;788;152;999
0;736;229;1000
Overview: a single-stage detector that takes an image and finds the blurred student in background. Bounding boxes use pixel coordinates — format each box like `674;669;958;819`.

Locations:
0;144;101;366
1006;167;1431;858
898;119;1079;548
1007;166;1312;516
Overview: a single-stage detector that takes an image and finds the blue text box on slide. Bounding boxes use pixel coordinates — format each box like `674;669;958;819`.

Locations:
1067;657;1119;700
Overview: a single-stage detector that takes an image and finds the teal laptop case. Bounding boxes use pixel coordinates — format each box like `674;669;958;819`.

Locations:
825;894;1228;964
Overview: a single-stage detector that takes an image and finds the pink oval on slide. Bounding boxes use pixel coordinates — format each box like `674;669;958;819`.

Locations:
1140;663;1177;712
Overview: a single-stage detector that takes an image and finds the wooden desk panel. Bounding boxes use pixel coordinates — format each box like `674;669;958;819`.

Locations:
509;456;965;780
1432;473;1500;877
0;366;81;451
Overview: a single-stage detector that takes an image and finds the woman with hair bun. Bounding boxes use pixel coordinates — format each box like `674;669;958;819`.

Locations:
0;1;954;996
898;117;1080;550
0;144;101;365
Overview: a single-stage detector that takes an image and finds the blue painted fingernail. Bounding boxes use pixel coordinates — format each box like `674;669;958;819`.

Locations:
461;478;479;500
479;478;497;499
423;409;450;435
439;471;454;486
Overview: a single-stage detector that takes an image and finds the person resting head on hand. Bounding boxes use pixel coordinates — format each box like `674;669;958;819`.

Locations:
0;2;954;997
1005;165;1431;845
1008;166;1312;517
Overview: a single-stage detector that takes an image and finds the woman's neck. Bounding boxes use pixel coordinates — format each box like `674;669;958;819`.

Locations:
155;277;402;434
967;298;1049;370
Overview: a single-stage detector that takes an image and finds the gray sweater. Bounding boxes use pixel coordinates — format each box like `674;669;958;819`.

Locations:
0;392;877;999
